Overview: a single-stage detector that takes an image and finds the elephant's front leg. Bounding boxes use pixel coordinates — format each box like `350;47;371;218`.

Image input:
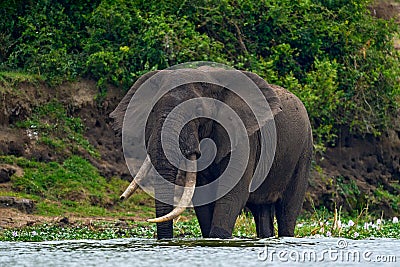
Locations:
208;136;258;238
194;203;215;237
193;169;217;237
208;163;252;238
209;191;248;238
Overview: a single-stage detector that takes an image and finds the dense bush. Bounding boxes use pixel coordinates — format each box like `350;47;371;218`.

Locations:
0;0;399;146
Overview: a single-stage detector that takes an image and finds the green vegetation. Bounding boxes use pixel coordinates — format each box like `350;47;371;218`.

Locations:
295;207;400;239
374;185;400;212
15;101;100;158
1;0;399;146
1;208;399;241
0;155;154;218
0;71;41;89
0;222;157;241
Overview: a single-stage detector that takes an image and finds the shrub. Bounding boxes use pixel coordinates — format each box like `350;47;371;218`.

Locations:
0;0;399;146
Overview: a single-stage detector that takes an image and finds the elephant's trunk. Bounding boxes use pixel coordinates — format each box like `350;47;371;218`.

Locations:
147;155;197;223
120;155;151;200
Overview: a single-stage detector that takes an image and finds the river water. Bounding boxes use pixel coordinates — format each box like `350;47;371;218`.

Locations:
0;237;399;266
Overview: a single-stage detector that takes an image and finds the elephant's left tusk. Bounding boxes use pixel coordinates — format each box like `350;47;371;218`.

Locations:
120;155;151;201
147;155;197;223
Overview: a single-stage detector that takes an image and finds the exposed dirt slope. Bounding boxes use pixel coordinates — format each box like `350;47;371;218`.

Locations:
0;80;129;180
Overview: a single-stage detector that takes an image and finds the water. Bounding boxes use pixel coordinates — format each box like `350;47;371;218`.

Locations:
1;238;399;266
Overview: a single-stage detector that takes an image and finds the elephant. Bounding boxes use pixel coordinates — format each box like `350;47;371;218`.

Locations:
110;66;313;239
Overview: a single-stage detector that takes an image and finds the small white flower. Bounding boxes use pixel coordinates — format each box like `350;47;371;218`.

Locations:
376;219;382;225
363;222;369;230
354;232;359;238
326;231;332;237
297;223;304;228
347;220;355;227
325;221;330;226
31;231;38;236
393;217;398;224
337;220;342;229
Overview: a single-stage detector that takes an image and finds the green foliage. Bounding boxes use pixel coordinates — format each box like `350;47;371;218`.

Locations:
0;0;399;145
2;1;89;85
374;185;400;212
0;155;154;217
15;101;99;158
0;71;41;88
334;176;364;212
293;58;343;146
7;156;106;202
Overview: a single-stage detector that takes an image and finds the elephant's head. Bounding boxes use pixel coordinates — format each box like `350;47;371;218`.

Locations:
110;66;282;238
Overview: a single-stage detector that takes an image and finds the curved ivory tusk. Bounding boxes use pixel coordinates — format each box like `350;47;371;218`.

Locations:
147;155;197;223
120;155;151;201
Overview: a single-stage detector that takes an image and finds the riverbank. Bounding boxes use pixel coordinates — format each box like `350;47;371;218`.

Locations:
1;206;399;241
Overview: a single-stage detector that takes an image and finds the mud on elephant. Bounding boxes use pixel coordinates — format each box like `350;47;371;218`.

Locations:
110;66;313;239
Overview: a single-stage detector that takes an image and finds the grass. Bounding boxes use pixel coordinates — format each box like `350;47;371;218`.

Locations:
0;71;41;88
0;155;154;218
15;101;100;158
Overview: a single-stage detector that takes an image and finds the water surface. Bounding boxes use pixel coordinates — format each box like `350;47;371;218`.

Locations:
1;237;399;266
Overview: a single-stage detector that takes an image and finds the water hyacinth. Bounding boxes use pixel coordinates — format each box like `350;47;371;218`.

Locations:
326;231;332;237
1;210;399;241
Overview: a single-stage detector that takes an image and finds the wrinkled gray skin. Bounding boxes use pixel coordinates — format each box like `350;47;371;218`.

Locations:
111;68;313;239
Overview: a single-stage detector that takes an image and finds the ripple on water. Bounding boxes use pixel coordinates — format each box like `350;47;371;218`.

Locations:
0;238;399;267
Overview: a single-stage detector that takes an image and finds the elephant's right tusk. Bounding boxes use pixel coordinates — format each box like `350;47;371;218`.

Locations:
120;155;151;201
147;155;197;223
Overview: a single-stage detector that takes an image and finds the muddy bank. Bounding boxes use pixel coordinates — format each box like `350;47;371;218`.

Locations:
0;79;129;180
306;127;400;217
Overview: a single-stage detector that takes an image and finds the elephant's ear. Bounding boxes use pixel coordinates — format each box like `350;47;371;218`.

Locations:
240;70;282;130
214;71;282;163
110;70;159;135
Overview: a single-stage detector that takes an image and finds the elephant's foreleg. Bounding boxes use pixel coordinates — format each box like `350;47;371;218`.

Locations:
208;138;257;238
155;199;174;239
208;175;251;238
209;194;247;238
193;170;218;237
247;203;275;238
194;203;215;237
